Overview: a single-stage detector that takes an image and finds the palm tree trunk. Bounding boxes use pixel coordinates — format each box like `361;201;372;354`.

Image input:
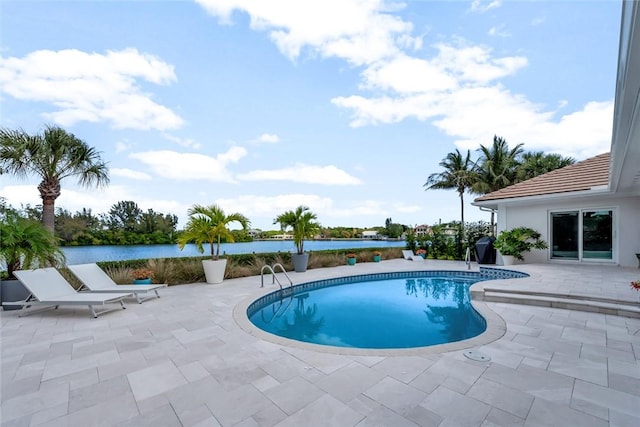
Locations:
38;179;60;233
41;198;56;233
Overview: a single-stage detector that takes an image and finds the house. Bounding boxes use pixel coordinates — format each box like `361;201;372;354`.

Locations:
414;224;432;237
473;0;640;268
362;230;379;239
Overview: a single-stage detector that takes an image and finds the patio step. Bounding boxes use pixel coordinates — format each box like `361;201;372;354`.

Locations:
477;289;640;319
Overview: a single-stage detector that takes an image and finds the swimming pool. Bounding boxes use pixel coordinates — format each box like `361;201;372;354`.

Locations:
246;269;527;350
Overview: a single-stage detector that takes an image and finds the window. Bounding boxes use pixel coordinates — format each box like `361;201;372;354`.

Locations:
550;209;614;262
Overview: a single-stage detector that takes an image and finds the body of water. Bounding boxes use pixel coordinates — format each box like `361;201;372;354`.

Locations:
61;239;406;265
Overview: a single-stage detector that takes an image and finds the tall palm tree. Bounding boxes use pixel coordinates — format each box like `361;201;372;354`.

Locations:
0;125;110;232
178;204;250;260
516;151;575;182
472;135;524;195
424;149;475;227
471;136;524;230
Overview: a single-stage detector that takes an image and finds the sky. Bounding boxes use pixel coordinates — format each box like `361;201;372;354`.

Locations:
0;0;623;231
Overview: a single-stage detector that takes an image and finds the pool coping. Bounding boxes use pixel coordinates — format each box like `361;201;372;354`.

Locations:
232;270;510;357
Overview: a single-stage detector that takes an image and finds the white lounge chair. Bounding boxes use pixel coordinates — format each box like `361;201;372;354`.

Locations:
68;263;166;304
11;268;132;318
402;250;425;261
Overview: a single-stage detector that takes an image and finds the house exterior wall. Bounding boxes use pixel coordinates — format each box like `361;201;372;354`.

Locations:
496;194;640;267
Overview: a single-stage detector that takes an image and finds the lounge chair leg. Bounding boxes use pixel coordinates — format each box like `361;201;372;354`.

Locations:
120;300;126;309
154;290;160;298
135;294;142;304
88;305;97;318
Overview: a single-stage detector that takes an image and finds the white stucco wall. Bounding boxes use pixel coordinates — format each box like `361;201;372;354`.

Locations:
494;194;640;268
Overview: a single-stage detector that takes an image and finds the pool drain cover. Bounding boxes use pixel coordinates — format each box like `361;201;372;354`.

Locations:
464;350;491;362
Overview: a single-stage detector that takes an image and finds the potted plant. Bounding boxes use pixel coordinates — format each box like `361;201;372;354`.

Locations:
177;204;250;284
0;207;65;309
416;248;427;259
346;253;357;265
493;227;548;265
274;205;321;272
372;251;381;262
131;268;154;284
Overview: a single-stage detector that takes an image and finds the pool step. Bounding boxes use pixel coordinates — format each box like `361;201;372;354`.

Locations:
476;288;640;319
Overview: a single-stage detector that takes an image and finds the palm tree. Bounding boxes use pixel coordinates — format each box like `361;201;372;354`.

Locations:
472;135;524;195
516;151;575;182
178;204;250;260
0;125;109;233
0;207;65;279
424;149;475;227
471;136;524;230
273;205;321;255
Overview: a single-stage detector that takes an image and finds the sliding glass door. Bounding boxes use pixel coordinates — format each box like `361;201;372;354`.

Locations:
550;209;614;262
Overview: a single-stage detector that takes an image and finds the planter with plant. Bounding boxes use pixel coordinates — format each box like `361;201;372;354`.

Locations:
346;253;357;265
372;250;381;262
178;204;250;284
493;227;548;265
131;268;154;284
0;208;65;309
274;205;320;272
416;248;427;259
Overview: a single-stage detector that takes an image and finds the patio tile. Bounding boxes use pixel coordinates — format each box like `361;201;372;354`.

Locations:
251;403;288;427
266;377;325;415
68;375;131;413
371;356;434;383
2;261;640;427
355;405;421;426
481;363;574;404
482;407;525;426
609;409;640;427
466;377;533;419
272;394;363;427
114;403;181;427
572;378;640;418
364;376;427;415
42;393;140;427
421;385;491;426
547;352;608;386
314;361;385;403
1;380;69;423
525;397;607;427
127;360;188;401
204;384;274;426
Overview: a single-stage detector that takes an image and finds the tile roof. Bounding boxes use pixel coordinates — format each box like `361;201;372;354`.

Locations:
474;152;610;202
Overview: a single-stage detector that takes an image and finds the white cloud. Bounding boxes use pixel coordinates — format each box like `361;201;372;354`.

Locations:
237;164;362;185
195;0;418;65
215;193;410;228
115;141;129;153
196;0;611;161
0;48;183;130
253;133;280;144
488;25;510;38
162;133;202;149
128;146;247;182
470;0;502;13
110;168;152;181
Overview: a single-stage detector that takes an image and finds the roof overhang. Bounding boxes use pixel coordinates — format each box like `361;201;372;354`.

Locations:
609;0;640;194
472;187;615;210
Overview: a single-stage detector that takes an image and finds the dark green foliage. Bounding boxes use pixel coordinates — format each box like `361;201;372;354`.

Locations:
493;227;548;260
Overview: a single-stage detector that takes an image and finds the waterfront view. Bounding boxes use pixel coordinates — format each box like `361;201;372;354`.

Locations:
61;239;406;265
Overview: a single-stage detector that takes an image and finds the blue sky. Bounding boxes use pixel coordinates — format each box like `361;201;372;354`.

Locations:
0;0;622;230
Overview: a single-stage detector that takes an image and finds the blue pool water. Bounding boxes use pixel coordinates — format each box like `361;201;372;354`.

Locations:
248;271;497;349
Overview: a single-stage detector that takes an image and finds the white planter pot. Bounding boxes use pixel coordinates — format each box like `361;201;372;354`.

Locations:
202;259;227;284
501;255;516;266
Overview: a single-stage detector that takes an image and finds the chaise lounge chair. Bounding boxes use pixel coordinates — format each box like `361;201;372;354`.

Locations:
68;263;167;304
11;267;132;318
402;250;425;261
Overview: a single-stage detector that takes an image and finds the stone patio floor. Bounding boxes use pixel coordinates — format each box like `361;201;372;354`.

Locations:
1;259;639;426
